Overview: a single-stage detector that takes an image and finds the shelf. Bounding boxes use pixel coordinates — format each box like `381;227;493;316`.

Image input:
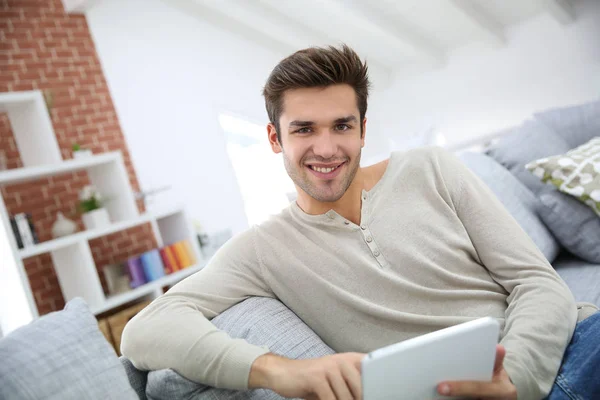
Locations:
0;152;120;185
18;206;186;259
91;262;205;315
0;91;39;112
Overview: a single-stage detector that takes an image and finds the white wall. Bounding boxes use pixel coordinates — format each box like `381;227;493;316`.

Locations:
86;0;389;235
371;0;600;150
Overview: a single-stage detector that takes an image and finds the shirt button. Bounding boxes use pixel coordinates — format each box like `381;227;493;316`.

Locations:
366;236;373;243
362;195;367;201
374;250;380;257
360;225;366;230
344;220;350;225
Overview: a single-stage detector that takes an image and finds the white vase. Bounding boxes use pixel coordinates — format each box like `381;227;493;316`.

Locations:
82;208;111;230
51;212;77;238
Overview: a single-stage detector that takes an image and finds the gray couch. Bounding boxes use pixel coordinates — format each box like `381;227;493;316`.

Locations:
1;99;598;400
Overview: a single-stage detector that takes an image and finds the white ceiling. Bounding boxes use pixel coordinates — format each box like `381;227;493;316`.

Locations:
161;0;579;81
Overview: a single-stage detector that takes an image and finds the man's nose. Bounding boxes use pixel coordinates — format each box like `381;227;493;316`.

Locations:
312;131;337;159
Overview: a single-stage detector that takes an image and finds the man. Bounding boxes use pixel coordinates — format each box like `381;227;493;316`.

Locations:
122;45;599;400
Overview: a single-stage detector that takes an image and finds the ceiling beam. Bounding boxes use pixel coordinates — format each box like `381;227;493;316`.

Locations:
544;0;576;25
449;0;506;47
170;0;394;88
337;0;445;68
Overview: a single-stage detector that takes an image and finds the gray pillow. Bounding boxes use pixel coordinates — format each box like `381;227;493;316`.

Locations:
538;189;600;264
146;297;334;400
535;98;600;149
0;298;137;400
459;151;560;262
486;119;570;194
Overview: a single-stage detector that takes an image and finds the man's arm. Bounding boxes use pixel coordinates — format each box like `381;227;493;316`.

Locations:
434;147;578;400
120;228;274;390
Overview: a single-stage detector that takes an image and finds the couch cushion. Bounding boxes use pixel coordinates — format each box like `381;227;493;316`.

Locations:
120;357;148;400
459;151;560;262
537;190;600;264
486;119;570;194
0;298;137;400
553;254;600;308
535;98;600;149
145;297;334;400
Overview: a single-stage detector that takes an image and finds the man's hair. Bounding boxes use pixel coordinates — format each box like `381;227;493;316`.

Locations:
262;44;370;144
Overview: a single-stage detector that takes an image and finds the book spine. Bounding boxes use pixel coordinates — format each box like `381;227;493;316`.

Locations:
159;248;175;274
26;213;39;244
15;213;34;247
126;257;146;288
10;217;23;249
165;245;180;272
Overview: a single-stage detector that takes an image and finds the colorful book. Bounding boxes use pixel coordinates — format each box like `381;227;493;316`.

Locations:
140;249;165;282
183;240;197;265
159;246;178;274
171;241;192;269
126;257;146;288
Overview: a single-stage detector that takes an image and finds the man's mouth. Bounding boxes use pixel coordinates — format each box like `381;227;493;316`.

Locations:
305;161;346;178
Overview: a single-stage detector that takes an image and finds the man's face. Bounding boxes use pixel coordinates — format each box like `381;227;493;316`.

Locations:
268;84;366;203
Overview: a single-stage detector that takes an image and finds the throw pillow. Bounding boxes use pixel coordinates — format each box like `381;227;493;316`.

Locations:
0;298;137;400
525;137;600;216
459;151;560;262
537;189;600;264
145;297;335;400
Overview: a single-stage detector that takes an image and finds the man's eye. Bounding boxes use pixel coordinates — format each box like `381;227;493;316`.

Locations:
336;124;351;131
295;127;311;134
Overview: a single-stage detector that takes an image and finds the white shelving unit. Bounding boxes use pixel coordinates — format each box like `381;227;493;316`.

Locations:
0;90;203;335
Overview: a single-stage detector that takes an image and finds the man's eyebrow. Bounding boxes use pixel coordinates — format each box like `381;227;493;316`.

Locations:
288;115;358;128
334;115;358;124
289;120;314;128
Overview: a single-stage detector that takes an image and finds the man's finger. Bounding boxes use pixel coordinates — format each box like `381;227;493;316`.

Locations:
438;381;503;398
315;380;336;400
494;344;506;374
328;370;354;400
341;361;362;399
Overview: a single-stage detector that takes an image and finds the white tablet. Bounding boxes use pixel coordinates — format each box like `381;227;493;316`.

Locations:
362;317;500;400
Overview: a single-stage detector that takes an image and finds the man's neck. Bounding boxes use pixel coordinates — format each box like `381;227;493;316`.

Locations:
295;159;389;225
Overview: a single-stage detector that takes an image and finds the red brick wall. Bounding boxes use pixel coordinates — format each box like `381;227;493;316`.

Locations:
1;0;157;315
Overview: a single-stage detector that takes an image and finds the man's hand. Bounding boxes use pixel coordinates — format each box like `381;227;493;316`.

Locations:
249;352;364;400
437;344;517;399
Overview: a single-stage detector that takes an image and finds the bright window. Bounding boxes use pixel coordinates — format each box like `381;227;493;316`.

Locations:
219;113;296;226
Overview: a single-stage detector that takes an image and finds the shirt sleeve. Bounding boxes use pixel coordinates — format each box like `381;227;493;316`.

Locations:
120;227;273;390
433;147;577;400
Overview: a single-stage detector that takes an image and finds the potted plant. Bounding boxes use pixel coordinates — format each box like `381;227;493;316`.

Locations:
79;185;110;230
72;143;93;159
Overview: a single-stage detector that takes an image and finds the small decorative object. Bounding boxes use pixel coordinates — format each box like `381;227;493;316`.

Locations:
72;143;92;159
79;185;111;230
51;211;77;238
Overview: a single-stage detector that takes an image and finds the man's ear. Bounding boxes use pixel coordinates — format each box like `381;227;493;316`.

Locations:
361;117;367;148
267;123;282;154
